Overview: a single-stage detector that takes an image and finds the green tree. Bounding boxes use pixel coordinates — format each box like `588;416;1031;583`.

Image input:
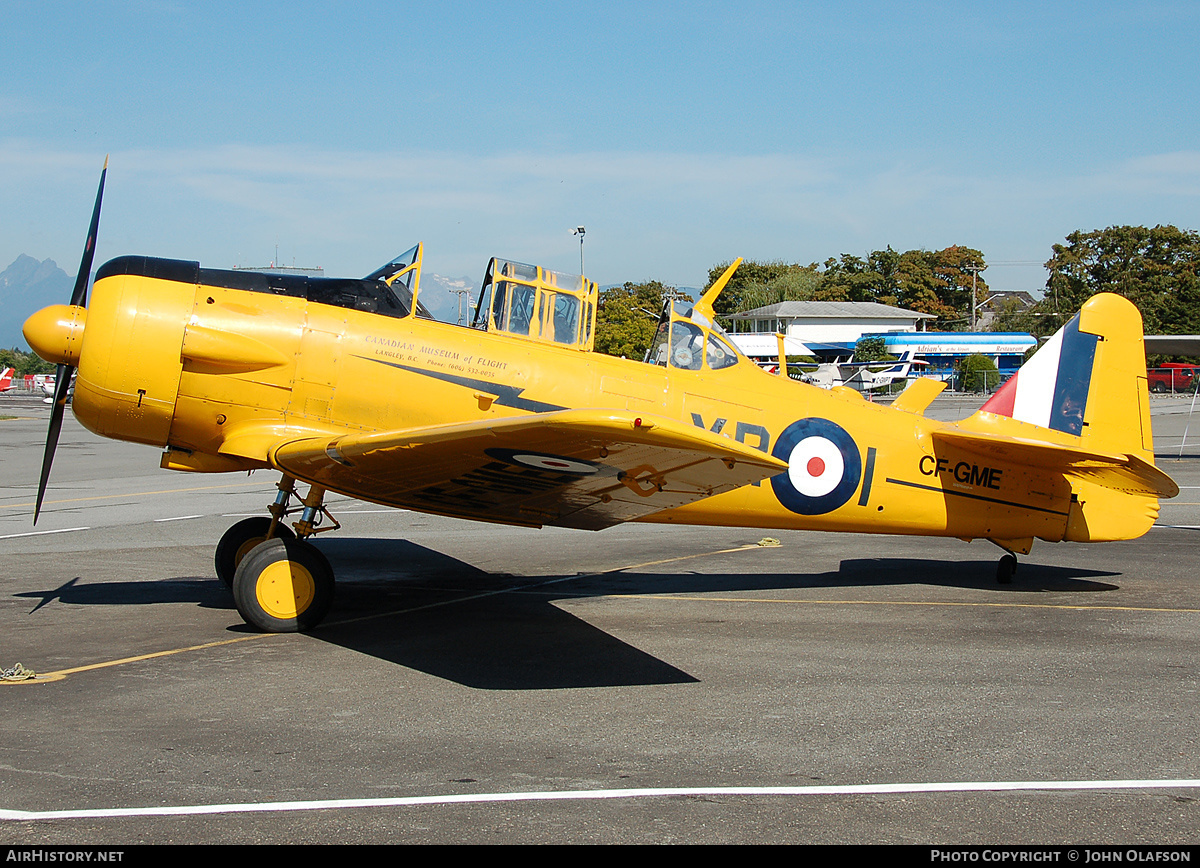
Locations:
736;264;825;312
594;281;670;359
889;246;987;327
1037;225;1200;335
853;336;889;362
708;245;988;328
819;254;884;302
957;353;1000;392
706;260;827;317
0;347;53;376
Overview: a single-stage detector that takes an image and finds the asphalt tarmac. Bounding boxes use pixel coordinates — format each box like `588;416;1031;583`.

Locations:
1;392;1198;845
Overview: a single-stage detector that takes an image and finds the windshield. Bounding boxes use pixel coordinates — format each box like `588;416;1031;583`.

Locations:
364;245;419;285
362;244;434;319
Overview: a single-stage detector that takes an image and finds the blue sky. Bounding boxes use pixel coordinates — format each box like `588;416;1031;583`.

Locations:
3;1;1198;298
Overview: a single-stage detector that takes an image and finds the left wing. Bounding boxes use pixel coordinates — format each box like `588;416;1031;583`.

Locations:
268;409;787;530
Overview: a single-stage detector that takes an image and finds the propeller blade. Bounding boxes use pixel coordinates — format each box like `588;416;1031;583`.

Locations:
34;364;74;523
34;157;106;523
69;155;107;308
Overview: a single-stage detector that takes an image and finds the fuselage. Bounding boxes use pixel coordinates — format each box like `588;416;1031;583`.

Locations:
46;253;1108;551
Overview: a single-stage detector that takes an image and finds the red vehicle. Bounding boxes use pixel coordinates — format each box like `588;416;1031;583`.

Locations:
1147;362;1199;393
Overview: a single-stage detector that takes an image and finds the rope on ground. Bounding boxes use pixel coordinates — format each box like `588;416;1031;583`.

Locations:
1;663;36;682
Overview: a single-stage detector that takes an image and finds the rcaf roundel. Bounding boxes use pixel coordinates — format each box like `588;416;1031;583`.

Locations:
485;448;603;474
770;418;862;515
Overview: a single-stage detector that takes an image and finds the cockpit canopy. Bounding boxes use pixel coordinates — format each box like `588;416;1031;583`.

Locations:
471;258;599;351
359;243;740;370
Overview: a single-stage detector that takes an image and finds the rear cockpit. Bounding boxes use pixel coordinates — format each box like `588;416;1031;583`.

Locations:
370;245;600;351
469;257;599;351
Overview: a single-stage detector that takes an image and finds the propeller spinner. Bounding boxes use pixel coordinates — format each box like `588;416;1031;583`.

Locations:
23;157;107;523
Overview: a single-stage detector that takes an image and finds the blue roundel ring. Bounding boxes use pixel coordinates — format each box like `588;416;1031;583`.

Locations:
770;418;862;515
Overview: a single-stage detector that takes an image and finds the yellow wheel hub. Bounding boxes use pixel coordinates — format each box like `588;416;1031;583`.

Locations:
256;559;316;620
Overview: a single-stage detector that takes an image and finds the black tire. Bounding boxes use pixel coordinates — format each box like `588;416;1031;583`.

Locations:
996;554;1017;585
1151;382;1167;393
231;538;334;633
215;517;295;588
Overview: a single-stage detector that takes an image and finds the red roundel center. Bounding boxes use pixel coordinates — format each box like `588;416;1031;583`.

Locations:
806;456;826;477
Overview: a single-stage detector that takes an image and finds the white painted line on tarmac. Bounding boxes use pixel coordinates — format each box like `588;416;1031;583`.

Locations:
3;778;1198;821
0;527;89;540
1152;524;1200;529
154;514;205;523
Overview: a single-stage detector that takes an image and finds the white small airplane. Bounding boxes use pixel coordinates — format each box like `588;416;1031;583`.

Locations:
798;351;927;392
39;372;75;404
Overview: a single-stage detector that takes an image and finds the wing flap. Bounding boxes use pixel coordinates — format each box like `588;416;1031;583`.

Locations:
270;409;787;529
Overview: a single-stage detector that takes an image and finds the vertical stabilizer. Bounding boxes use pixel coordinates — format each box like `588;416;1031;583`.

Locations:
972;293;1162;542
978;293;1153;459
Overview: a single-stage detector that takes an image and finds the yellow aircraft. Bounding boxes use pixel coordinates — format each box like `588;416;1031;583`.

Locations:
23;164;1179;632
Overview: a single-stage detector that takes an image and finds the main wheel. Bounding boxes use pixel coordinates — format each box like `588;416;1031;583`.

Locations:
232;538;334;632
996;553;1017;584
215;517;295;587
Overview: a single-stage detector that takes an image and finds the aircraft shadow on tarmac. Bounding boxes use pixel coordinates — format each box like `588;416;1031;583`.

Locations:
272;535;1123;691
15;538;1121;691
262;537;1122;690
15;575;231;615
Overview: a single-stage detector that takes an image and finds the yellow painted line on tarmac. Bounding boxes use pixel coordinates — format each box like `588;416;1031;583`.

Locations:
2;633;280;686
0;480;271;510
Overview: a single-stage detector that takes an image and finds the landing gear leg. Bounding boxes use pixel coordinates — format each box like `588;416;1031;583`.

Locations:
226;477;341;632
996;553;1018;584
213;475;299;587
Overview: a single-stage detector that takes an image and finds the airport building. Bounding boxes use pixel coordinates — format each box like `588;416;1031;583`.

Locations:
727;300;935;343
865;331;1037;382
725;299;1036;386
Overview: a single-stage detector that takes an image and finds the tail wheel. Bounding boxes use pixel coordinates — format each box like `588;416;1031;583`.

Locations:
215;517;295;588
996;553;1018;584
232;538;334;633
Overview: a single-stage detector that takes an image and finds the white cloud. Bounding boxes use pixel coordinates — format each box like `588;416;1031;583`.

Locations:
3;141;1196;296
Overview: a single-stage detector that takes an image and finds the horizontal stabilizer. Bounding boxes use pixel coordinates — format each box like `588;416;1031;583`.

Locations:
891;377;947;415
935;427;1178;499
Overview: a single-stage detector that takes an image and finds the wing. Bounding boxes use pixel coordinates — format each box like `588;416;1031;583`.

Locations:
268;409;788;530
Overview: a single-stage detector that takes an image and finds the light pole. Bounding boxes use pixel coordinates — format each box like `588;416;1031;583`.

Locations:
451;287;473;326
572;226;585;276
963;264;986;330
